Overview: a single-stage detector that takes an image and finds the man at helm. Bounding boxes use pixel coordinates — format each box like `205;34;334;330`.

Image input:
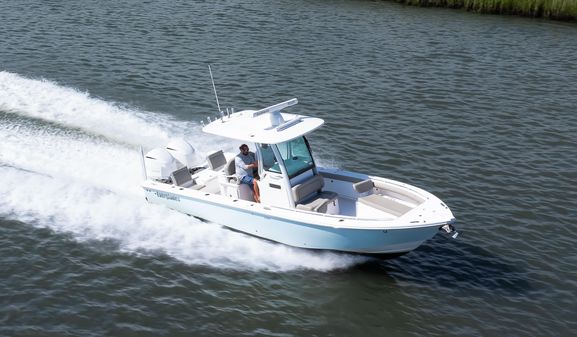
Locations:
235;144;260;203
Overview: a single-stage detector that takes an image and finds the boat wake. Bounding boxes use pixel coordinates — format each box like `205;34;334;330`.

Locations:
0;71;368;272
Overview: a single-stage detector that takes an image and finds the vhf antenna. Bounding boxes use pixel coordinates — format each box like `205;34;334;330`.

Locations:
208;64;223;120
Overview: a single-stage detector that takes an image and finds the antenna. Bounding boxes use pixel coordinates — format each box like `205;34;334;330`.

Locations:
139;146;148;181
208;64;222;114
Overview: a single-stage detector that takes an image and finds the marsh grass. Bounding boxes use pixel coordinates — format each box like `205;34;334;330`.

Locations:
398;0;577;20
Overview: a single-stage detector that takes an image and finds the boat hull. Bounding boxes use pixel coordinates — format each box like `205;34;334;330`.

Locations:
143;186;441;254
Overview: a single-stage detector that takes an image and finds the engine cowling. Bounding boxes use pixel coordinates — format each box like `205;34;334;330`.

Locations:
144;148;178;180
166;139;197;168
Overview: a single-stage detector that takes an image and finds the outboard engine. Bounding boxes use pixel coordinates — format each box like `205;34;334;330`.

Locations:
144;148;178;181
440;224;459;239
166;139;197;168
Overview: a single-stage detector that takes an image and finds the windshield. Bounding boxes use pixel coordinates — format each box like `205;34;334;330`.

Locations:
258;143;277;172
275;136;315;178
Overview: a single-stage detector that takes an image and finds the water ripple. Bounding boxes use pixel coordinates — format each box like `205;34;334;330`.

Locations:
1;0;577;336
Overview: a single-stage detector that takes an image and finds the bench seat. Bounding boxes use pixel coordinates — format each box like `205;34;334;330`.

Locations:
353;178;426;205
296;191;338;213
358;194;412;217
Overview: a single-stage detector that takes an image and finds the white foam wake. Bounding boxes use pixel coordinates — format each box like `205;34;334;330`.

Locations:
0;71;189;148
0;72;367;271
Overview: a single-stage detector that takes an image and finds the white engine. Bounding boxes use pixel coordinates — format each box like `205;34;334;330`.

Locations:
165;139;198;168
144;148;178;180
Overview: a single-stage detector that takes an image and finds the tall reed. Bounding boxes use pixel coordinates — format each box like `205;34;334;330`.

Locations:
397;0;577;21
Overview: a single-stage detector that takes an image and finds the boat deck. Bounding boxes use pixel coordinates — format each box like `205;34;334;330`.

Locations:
337;196;356;217
163;164;418;220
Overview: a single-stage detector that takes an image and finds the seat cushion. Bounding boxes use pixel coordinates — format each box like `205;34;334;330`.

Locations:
353;179;374;194
171;167;194;187
358;194;412;217
296;191;338;213
207;150;227;171
224;157;236;175
292;175;325;203
372;180;425;205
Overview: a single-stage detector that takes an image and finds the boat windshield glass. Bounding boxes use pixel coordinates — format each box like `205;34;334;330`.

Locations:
258;143;277;172
274;136;315;178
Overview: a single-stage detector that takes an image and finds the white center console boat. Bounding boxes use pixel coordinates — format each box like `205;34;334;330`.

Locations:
141;98;457;256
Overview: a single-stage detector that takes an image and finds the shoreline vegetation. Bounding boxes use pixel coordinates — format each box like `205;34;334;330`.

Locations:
390;0;577;21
